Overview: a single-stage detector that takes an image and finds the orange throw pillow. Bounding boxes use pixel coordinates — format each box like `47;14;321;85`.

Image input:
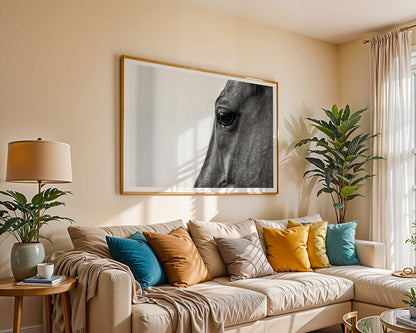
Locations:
263;225;312;272
143;227;212;287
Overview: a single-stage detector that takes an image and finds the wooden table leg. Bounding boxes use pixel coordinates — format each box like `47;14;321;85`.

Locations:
61;292;72;333
45;295;52;333
13;296;23;333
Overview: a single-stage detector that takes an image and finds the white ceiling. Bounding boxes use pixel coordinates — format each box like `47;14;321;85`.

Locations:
181;0;416;44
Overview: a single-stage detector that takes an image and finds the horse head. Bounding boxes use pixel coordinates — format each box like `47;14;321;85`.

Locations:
195;80;274;188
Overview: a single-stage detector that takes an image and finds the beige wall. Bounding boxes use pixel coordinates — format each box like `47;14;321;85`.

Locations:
338;39;372;240
0;0;342;330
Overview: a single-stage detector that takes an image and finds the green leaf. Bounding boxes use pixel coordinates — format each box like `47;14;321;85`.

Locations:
311;124;336;140
324;109;340;126
317;187;335;197
342;105;350;121
324;168;335;187
294;139;310;147
331;105;339;118
333;202;344;210
345;194;363;201
304;169;325;177
340;185;362;198
31;192;45;206
345;154;359;162
0;201;17;211
9;191;27;205
305;157;325;170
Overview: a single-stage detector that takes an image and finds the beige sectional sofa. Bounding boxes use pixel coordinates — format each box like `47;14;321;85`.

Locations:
62;215;416;333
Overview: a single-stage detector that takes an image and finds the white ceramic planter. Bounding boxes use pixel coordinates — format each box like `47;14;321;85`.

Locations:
10;242;45;280
409;306;416;318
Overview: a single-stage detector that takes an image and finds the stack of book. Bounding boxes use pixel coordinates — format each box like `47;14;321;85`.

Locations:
17;275;66;286
396;314;416;328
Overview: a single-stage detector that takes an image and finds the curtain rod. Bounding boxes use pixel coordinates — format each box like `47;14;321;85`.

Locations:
362;23;416;44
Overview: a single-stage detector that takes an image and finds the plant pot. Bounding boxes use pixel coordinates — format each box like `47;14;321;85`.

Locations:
10;242;45;280
410;306;416;318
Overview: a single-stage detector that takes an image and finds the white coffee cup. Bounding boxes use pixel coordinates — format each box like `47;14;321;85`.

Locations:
37;263;54;279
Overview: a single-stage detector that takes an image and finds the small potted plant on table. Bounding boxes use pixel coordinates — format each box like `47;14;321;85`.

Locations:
0;188;73;280
402;287;416;318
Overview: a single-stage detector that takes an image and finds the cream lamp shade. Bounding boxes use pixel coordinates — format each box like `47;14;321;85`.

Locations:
6;140;72;183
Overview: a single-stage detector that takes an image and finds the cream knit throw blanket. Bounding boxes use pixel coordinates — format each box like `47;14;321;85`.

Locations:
47;251;141;333
47;251;224;333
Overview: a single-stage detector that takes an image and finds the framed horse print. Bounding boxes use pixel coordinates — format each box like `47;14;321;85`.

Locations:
121;55;278;195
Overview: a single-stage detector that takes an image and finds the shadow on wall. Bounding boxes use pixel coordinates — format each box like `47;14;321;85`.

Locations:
280;113;317;216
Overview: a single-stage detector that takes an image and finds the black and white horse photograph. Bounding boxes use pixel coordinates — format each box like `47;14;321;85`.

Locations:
195;80;274;189
121;56;277;194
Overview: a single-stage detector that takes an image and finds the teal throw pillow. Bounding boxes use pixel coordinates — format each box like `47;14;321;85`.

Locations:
106;232;167;289
326;221;359;266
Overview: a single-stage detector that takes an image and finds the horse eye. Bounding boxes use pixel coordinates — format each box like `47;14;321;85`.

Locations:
216;109;236;126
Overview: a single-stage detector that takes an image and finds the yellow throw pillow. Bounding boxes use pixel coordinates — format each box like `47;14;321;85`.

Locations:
263;225;312;272
288;220;330;268
143;227;212;287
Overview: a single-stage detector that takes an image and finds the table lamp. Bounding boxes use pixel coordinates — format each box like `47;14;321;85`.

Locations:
6;138;72;193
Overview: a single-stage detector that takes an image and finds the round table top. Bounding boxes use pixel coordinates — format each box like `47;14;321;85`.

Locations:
380;308;416;333
0;277;76;297
356;315;383;333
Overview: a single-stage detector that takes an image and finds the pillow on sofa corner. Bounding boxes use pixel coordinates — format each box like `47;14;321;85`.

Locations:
143;227;212;287
263;225;312;272
288;220;330;268
214;233;274;281
326;221;359;266
106;232;168;290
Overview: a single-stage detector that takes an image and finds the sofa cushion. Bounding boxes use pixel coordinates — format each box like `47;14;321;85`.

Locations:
326;221;359;265
263;225;312;272
215;272;354;316
316;265;416;308
214;233;273;281
106;232;168;289
131;281;267;332
143;227;212;287
68;219;185;258
188;219;257;278
288;220;330;268
253;214;322;252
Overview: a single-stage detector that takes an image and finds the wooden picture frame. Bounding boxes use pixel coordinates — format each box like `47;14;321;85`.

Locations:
121;55;278;194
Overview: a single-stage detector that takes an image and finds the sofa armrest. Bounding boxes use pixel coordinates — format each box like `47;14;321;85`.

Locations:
355;239;386;269
87;269;132;333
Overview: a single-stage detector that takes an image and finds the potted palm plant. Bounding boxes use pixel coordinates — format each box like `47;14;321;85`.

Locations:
0;188;73;280
295;105;382;224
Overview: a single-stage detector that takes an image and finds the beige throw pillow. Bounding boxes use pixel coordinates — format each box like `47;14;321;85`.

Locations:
68;219;185;258
188;219;257;278
214;233;273;281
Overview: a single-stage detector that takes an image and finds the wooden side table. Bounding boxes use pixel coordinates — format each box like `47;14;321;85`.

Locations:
0;277;76;333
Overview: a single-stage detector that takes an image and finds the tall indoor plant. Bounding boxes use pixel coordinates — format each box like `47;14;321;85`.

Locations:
295;105;382;224
0;188;73;279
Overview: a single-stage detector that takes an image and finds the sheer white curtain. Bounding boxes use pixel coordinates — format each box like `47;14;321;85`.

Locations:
370;30;415;270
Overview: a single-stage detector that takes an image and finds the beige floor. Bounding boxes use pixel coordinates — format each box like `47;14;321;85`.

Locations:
309;324;343;333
